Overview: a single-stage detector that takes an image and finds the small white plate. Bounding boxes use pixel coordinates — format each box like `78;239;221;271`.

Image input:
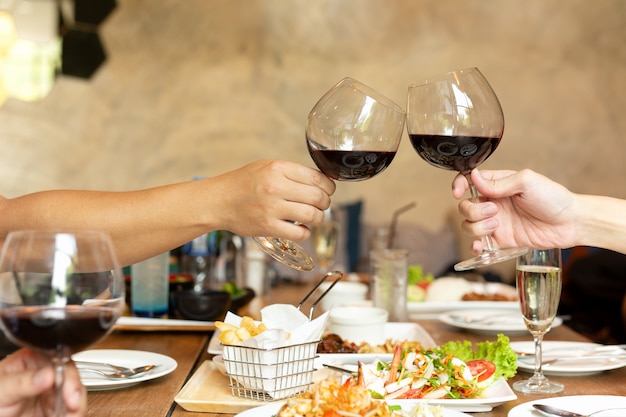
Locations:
438;309;563;337
408;282;519;319
508;395;626;417
72;349;178;391
208;321;436;355
235;401;473;417
511;341;626;377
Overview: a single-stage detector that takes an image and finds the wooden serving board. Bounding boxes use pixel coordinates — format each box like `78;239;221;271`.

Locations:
174;361;267;413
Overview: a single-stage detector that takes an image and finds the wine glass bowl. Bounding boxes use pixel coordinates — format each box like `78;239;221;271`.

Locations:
513;248;564;394
0;229;125;415
254;77;405;271
406;67;527;271
306;77;405;181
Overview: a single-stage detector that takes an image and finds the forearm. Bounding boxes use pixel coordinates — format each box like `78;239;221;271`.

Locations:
0;183;216;266
575;194;626;255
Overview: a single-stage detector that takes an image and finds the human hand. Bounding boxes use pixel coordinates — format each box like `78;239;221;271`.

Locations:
207;160;336;240
0;348;86;417
451;169;578;254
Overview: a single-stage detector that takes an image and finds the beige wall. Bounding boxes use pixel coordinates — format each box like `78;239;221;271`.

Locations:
1;0;625;250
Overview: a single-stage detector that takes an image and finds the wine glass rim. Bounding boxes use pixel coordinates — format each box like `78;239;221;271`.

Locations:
333;77;405;114
407;67;482;89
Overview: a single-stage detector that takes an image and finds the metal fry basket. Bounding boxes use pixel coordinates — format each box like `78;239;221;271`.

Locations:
222;271;343;401
222;340;319;401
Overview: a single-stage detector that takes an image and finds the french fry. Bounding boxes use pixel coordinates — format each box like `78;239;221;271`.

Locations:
216;315;268;345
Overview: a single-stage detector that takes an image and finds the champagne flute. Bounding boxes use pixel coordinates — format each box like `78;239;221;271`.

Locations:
255;77;405;271
406;67;527;271
0;230;125;416
514;248;564;394
311;207;340;274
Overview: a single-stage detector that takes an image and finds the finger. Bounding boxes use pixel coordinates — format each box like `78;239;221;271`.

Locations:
64;363;87;414
0;366;54;406
283;162;336;198
451;173;470;199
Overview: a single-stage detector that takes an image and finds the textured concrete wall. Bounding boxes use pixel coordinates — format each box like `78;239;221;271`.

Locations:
1;0;624;243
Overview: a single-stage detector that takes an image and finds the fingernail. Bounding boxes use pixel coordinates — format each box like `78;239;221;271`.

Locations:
482;204;497;216
483;218;498;230
33;369;47;388
68;389;82;408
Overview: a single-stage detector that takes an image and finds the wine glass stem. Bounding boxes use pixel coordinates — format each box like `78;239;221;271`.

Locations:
53;353;69;417
531;333;547;382
464;173;497;252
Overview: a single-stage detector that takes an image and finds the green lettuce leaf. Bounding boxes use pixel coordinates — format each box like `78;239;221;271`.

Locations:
437;334;518;380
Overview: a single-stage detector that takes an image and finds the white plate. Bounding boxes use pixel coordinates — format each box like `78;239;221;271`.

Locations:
509;395;626;417
511;341;626;377
235;401;473;417
114;316;215;332
208;321;436;355
386;378;516;412
72;349;178;391
409;282;518;319
438;309;563;337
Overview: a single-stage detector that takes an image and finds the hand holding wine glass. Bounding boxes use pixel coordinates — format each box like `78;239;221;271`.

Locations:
255;77;405;271
514;248;564;394
406;67;527;271
0;230;125;416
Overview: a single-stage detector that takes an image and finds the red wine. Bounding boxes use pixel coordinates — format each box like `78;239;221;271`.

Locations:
308;149;396;181
409;134;500;174
0;306;119;354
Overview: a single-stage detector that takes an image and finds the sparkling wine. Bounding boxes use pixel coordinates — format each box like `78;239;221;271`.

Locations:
312;222;339;271
516;265;562;334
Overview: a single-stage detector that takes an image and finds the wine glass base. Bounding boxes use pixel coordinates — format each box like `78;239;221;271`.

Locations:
454;247;528;271
513;378;564;394
253;236;315;271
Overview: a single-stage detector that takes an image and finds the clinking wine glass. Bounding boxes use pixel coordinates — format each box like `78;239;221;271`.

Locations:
514;248;564;394
406;67;527;271
255;77;405;271
0;230;125;416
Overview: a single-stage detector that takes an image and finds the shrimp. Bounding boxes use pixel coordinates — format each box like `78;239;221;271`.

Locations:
386;344;403;385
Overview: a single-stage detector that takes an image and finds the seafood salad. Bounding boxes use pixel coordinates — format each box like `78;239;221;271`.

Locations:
358;334;517;400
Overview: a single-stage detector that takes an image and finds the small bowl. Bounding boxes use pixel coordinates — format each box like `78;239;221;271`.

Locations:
229;287;256;312
170;289;231;321
316;281;369;312
327;306;388;345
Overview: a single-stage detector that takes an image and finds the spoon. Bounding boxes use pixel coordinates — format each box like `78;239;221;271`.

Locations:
534;404;626;417
78;364;156;379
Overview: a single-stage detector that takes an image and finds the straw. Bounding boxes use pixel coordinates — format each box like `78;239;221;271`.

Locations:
387;201;417;249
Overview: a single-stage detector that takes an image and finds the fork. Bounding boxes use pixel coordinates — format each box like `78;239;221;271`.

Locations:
74;360;153;373
78;364;156;379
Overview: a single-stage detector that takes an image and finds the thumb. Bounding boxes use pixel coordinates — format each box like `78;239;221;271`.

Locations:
471;169;524;199
0;367;54;406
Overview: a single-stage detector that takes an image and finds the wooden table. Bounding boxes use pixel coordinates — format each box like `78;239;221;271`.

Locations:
87;282;626;417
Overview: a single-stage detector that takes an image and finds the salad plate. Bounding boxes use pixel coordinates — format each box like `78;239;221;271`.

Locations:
234;401;473;417
386;377;516;412
438;309;563;337
72;349;177;391
508;395;626;417
511;341;626;376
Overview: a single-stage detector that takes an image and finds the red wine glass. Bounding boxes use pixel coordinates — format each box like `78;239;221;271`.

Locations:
0;229;125;416
255;77;405;271
406;67;527;271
